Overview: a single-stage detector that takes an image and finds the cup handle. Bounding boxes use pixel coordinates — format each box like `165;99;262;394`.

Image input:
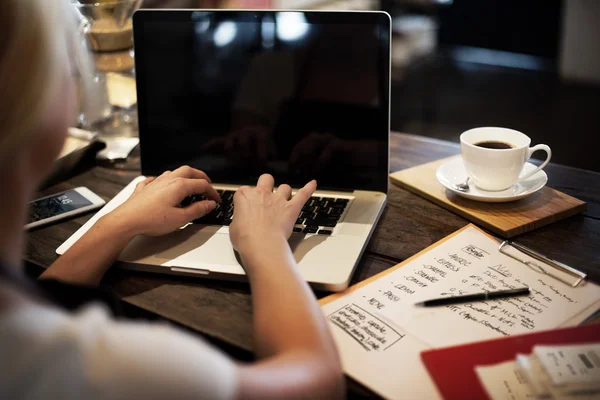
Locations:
518;144;551;182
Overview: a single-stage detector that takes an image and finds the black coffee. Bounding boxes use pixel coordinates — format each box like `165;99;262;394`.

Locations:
474;141;514;150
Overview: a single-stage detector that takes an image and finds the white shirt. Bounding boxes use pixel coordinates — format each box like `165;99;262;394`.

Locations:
0;303;237;399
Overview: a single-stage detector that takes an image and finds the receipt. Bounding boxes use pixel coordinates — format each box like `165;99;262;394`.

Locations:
533;344;600;386
475;361;536;400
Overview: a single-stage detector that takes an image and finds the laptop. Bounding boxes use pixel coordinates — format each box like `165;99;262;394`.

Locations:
58;10;391;291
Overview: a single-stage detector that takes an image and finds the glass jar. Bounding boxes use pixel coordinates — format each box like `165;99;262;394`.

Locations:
72;0;143;140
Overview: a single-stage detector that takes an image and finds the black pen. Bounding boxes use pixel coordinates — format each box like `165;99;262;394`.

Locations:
415;287;531;307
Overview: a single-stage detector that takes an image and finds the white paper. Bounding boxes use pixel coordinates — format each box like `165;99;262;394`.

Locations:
475;361;535;400
321;226;600;400
325;304;441;399
516;351;600;400
534;344;600;386
482;355;600;400
516;354;552;398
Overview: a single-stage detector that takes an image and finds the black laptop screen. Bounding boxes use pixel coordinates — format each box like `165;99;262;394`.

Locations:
133;11;390;192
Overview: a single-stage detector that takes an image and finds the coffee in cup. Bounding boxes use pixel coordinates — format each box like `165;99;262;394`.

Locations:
460;127;551;191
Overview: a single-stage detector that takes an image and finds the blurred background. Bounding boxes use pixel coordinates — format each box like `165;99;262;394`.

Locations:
141;0;600;172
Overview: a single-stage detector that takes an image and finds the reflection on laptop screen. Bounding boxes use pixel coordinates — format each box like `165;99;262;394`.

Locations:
134;11;390;192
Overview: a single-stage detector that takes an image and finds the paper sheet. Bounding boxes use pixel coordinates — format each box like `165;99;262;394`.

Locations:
534;344;600;386
475;361;535;400
481;347;600;400
321;226;600;400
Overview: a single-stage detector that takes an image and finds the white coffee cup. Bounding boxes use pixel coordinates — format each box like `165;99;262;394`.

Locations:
460;127;551;191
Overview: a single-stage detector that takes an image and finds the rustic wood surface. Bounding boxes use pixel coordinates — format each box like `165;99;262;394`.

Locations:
24;132;600;397
390;155;587;238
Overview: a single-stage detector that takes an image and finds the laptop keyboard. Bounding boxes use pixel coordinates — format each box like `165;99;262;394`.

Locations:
181;189;350;235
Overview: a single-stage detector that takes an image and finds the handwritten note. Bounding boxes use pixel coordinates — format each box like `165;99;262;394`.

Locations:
320;225;600;400
327;303;405;352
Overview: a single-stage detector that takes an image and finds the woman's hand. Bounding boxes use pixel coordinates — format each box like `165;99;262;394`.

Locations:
110;166;221;237
229;174;316;255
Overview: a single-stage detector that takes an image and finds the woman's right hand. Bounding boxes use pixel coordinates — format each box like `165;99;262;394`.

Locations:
229;174;316;256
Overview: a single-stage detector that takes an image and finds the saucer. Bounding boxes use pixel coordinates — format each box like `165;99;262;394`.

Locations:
436;158;548;203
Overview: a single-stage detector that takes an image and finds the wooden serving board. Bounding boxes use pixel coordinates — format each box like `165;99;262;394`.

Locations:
390;156;587;238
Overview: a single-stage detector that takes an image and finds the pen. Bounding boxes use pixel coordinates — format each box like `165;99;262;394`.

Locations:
415;287;531;307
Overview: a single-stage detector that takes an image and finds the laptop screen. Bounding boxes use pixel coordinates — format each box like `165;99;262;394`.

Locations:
133;11;390;192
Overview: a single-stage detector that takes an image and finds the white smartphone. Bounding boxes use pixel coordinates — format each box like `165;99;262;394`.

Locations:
25;187;106;230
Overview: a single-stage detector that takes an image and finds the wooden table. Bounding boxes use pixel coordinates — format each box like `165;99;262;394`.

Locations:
25;132;600;394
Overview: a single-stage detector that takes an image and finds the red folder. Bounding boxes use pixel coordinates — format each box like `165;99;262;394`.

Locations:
421;324;600;400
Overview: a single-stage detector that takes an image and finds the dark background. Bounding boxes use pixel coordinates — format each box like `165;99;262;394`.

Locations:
383;0;600;172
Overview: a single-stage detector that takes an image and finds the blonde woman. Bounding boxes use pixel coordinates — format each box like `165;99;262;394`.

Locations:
0;1;343;398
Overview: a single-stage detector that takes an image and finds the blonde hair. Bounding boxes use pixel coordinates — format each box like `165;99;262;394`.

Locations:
0;0;85;162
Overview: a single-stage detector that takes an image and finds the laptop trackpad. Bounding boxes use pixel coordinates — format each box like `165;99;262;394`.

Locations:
119;225;239;265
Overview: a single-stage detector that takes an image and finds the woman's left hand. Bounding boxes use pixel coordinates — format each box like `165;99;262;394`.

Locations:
110;165;221;237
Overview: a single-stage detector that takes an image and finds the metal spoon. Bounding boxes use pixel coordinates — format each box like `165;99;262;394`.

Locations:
454;177;470;192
